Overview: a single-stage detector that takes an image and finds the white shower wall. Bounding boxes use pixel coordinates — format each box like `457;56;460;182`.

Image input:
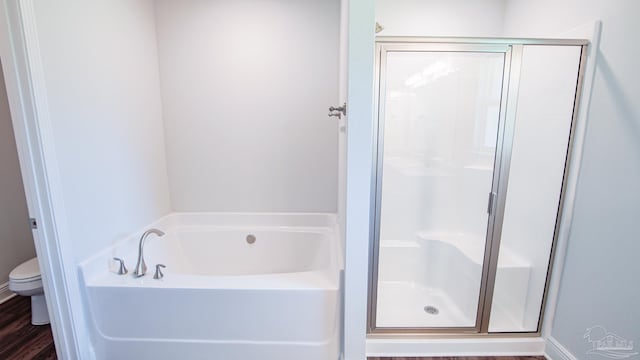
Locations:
154;0;341;213
489;45;582;332
379;54;501;242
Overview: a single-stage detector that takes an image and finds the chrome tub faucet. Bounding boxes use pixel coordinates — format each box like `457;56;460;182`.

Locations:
133;228;165;277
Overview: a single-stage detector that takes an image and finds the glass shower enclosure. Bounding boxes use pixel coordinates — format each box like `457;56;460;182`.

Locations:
369;39;587;334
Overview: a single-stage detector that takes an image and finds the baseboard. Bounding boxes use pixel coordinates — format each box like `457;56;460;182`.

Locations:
367;336;546;357
0;281;16;305
545;336;577;360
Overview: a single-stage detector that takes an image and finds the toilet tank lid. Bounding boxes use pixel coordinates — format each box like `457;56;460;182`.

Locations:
10;257;40;281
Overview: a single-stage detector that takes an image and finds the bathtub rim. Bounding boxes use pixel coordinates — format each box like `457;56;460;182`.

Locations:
79;212;342;290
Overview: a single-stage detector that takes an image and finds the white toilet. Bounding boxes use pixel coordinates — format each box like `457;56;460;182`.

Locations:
9;257;50;325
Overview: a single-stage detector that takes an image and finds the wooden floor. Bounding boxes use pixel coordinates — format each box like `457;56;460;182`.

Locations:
0;295;56;360
367;356;545;360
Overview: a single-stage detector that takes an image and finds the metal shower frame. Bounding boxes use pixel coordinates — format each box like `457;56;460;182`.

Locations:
367;37;589;336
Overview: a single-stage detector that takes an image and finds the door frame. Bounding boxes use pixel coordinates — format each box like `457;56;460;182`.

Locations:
0;1;83;358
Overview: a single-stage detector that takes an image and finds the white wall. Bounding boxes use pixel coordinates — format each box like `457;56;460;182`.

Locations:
28;1;171;355
155;0;340;213
0;63;35;285
503;1;640;358
33;0;171;262
375;0;506;37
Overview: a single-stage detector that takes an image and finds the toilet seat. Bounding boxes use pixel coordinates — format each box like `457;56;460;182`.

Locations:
9;257;41;282
9;257;43;295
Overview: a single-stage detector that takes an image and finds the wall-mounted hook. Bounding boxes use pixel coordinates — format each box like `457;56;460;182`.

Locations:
328;103;347;119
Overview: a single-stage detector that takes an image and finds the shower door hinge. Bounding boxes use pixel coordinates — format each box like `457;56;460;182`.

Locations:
487;192;497;215
29;218;38;229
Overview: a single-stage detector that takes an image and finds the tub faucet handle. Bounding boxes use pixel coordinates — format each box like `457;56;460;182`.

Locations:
154;264;166;280
113;257;128;275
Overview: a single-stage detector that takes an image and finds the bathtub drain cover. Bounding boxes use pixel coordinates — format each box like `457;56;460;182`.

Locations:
424;305;439;315
246;234;257;244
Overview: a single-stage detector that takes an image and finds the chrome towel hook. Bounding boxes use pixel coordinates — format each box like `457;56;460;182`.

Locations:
328;103;347;119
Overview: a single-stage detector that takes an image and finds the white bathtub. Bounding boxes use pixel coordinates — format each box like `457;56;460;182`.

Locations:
79;213;341;360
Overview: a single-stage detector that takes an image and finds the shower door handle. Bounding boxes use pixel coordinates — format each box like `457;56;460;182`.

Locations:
487;192;497;215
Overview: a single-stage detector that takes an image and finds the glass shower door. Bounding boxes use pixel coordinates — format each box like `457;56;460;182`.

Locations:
372;46;508;330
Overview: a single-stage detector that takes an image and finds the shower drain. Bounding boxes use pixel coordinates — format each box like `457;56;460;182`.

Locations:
423;305;439;315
